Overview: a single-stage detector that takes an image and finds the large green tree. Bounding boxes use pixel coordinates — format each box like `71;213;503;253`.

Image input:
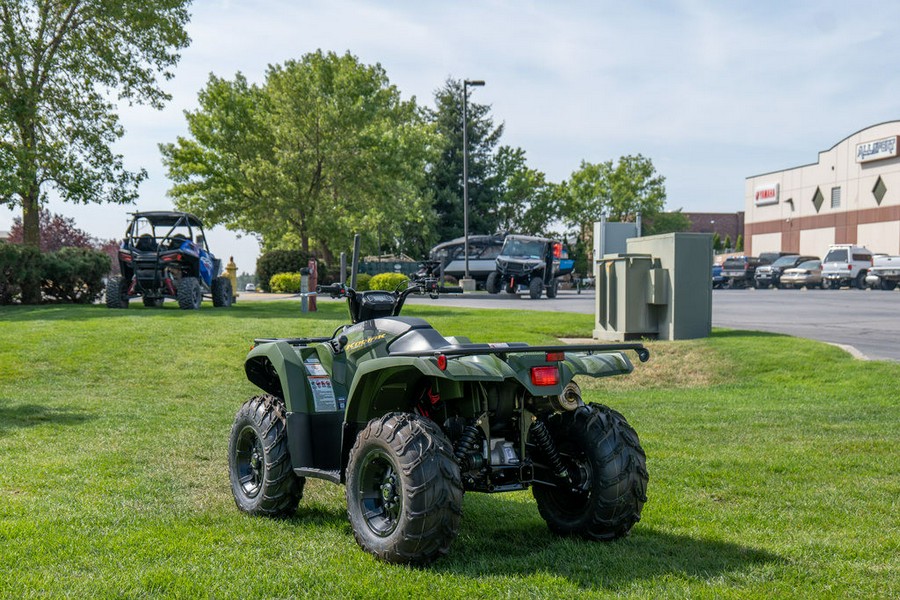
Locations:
161;51;436;263
562;154;667;242
0;0;191;301
426;79;503;243
493;145;562;237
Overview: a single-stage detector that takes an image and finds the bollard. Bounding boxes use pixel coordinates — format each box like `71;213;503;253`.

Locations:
307;259;317;311
300;267;309;313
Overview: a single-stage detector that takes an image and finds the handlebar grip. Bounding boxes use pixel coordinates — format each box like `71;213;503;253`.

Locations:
316;283;346;298
438;286;463;294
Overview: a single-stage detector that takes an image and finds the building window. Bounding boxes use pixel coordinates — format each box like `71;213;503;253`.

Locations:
831;186;841;209
812;187;824;213
873;176;887;205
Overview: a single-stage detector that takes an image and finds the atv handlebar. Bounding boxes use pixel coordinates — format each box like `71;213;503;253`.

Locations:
316;283;355;299
316;278;462;299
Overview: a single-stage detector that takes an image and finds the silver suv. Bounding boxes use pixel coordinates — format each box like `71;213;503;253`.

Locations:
821;244;873;289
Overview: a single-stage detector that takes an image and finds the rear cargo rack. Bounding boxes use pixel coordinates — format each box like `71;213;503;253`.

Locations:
390;342;650;363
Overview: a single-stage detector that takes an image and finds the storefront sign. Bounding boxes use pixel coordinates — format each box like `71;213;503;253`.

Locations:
856;136;899;163
754;183;779;206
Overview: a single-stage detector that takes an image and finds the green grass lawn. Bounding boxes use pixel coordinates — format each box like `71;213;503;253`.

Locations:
0;300;897;599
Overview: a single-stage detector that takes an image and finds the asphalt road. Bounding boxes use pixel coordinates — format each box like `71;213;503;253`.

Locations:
256;286;899;361
402;287;900;361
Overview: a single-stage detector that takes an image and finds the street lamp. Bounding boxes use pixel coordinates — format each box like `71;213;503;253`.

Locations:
462;79;485;283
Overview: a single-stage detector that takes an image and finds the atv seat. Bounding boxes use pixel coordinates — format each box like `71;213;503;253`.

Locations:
135;234;157;252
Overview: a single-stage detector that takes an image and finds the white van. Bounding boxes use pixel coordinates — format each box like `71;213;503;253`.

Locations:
821;244;873;289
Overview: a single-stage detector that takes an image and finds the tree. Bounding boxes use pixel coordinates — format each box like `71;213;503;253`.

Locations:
9;207;119;273
426;79;504;243
9;208;93;252
161;51;436;264
712;232;722;253
561;154;667;259
724;234;732;251
562;154;666;227
493;145;562;236
0;0;191;301
644;209;692;235
735;234;744;252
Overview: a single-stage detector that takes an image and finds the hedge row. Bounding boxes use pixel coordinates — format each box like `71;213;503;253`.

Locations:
0;242;110;305
256;250;324;293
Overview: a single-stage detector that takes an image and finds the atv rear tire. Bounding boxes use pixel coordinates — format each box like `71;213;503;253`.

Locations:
532;404;647;541
881;279;898;291
346;412;463;564
105;276;129;309
228;395;304;517
212;276;233;307
177;276;202;309
142;297;164;307
485;271;501;294
529;277;543;299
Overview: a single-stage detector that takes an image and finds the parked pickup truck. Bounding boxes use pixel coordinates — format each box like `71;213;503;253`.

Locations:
865;255;900;291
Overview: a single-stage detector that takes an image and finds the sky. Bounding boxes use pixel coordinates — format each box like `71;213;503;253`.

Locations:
4;0;900;272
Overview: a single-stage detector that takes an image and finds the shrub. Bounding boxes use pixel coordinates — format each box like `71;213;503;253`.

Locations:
269;272;302;293
0;242;43;305
256;249;322;292
42;247;110;303
347;273;372;291
369;272;409;291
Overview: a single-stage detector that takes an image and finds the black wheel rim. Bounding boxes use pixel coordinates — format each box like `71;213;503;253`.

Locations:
235;426;264;499
357;449;402;537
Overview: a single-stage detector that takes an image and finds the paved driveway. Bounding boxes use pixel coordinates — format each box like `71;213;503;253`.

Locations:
403;287;900;361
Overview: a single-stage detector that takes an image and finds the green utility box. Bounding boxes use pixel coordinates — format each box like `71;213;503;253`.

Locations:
593;254;664;340
593;232;713;341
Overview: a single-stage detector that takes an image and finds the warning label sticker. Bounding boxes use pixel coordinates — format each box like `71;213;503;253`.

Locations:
304;360;328;377
308;376;337;412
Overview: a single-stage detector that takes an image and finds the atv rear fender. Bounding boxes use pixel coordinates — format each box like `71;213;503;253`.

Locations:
343;345;641;425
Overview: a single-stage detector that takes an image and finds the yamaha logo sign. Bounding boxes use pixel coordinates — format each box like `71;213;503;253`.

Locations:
754;183;779;206
856;136;899;163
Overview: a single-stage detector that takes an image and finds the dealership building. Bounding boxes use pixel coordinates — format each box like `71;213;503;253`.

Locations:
745;121;900;257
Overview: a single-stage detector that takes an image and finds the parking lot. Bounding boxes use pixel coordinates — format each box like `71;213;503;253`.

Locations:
404;287;900;361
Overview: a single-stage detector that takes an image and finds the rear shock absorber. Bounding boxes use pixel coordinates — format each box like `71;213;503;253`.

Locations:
454;424;484;472
530;420;568;480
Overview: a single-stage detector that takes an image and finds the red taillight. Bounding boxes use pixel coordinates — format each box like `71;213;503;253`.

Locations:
436;355;447;371
530;366;559;386
553;242;562;258
545;351;565;362
118;251;132;263
848;264;852;270
162;253;183;262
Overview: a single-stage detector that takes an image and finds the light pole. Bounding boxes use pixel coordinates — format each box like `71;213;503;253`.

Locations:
462;79;484;285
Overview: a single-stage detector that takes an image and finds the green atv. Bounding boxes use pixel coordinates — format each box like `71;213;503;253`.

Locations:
228;277;649;564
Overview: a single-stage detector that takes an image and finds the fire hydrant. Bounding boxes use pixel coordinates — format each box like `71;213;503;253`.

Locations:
224;256;239;300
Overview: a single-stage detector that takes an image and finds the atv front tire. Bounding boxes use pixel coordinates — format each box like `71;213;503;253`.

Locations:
228;395;304;517
105;276;129;309
346;412;463;564
212;276;233;307
532;404;648;541
485;271;501;294
529;277;543;299
177;276;202;309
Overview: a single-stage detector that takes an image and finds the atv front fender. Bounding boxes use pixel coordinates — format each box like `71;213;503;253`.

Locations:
244;341;309;413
